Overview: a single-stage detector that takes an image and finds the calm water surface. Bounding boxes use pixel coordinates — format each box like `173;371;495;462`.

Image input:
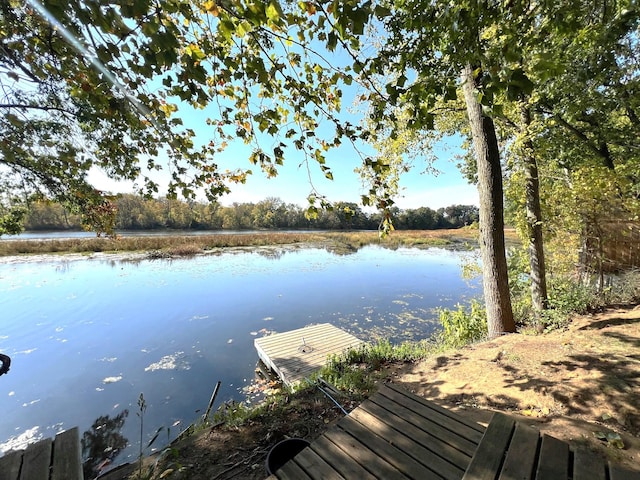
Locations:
0;245;480;471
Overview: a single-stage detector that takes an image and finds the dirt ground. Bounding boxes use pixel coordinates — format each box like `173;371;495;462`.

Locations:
107;304;640;479
395;304;640;471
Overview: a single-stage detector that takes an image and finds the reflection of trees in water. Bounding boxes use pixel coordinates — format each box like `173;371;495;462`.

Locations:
54;261;72;273
81;409;129;479
255;248;285;260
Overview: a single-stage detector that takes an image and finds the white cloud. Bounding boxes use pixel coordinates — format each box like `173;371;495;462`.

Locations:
0;426;43;454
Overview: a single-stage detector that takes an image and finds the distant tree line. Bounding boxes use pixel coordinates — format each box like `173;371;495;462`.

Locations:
23;194;478;232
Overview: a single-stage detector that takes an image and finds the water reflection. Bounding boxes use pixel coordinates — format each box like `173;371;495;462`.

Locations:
54;262;72;273
81;409;129;479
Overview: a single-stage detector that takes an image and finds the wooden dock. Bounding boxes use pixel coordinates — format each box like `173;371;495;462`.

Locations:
464;411;640;480
268;382;485;479
267;383;640;480
0;427;83;480
254;323;364;387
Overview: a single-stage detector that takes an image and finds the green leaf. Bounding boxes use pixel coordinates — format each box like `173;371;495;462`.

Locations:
266;2;282;22
327;31;338;51
374;5;392;18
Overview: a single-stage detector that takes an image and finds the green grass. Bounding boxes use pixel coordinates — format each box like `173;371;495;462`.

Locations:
318;338;440;394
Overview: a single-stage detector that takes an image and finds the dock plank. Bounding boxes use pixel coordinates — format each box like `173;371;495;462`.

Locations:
269;384;639;480
499;421;539;480
322;427;407;480
609;464;640;480
276;458;313;480
51;427;83;480
0;426;85;480
0;449;22;480
378;384;484;446
573;449;605;480
20;438;53;480
383;383;485;434
338;414;443;479
351;401;464;479
293;447;344;479
310;435;377;480
462;412;514;480
535;435;569;480
255;324;364;386
365;395;474;468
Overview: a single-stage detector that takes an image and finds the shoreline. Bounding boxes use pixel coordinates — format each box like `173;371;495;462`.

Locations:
0;228;496;263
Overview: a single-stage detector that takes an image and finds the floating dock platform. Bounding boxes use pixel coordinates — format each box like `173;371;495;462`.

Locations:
254;323;364;387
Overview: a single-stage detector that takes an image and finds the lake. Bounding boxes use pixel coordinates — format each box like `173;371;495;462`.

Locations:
0;245;481;473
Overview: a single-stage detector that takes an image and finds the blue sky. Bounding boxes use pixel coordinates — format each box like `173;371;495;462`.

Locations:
215;138;478;210
89;129;478;210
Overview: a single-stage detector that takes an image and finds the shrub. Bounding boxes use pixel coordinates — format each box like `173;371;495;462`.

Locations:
436;299;487;348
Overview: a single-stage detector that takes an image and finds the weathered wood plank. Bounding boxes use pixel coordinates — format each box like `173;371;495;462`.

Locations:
572;449;605;480
261;332;358;351
384;383;485;434
254;323;364;386
535;435;569;480
338;414;443;479
20;438;52;480
352;400;464;480
262;339;360;359
275;457;313;480
51;427;83;480
499;421;539;480
322;427;407;480
462;412;514;480
370;391;479;459
378;384;484;446
362;396;472;467
310;435;377;480
293;447;344;479
0;449;22;480
255;324;360;350
609;464;640;480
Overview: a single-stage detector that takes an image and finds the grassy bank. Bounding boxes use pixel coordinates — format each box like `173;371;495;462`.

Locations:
0;228;497;257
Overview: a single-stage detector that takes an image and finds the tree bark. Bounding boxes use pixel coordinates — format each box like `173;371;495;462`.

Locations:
462;64;516;337
520;102;548;312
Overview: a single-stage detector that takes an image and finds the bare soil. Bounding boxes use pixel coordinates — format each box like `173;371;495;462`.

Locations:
395;304;640;471
109;305;640;479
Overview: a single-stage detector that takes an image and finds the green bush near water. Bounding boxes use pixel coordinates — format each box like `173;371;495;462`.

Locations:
436;300;488;347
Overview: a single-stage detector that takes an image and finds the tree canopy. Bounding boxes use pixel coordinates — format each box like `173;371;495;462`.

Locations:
0;0;364;234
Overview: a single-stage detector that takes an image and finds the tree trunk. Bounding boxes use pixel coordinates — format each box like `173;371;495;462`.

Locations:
462;64;516;337
520;102;548;312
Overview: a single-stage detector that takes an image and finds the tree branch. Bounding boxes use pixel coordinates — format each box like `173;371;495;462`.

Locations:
0;103;76;116
544;108;616;170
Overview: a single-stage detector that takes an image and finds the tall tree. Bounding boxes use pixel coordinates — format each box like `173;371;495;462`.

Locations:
360;2;525;335
461;64;516;335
